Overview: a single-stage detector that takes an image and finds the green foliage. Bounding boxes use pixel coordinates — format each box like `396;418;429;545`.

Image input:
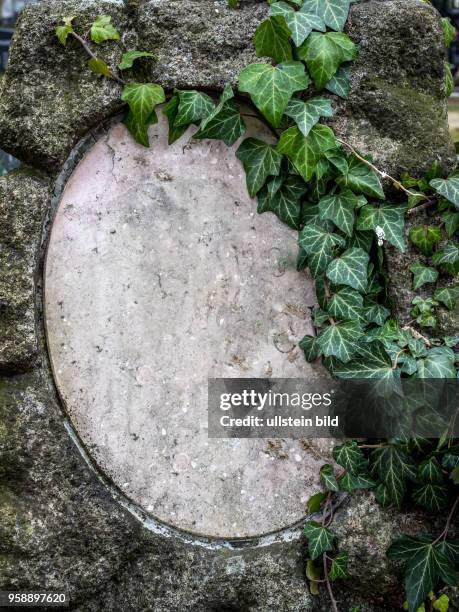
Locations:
442;17;456;48
303;521;335;560
298;31;357;89
410;263;439;291
88;57;111;77
326;247;369;292
56;16;75;46
254;17;292;63
194;85;246;146
329;551;349;580
119;51;155;70
236;138;282;197
121;83;166;146
284;97;334;137
357;203;406;251
301;0;351;32
337;156;385;199
409;226;442;257
430;176;459;210
90;15;120;44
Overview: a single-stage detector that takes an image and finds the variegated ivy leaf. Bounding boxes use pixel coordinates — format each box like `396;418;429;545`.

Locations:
277;124;336;181
371;444;417;508
316;320;363;363
90;15;120;44
434;286;459;310
363;303;391;325
319;190;364;237
333;441;368;474
430;176;459;210
409;263;439;291
337;156;385;200
442;210;459;237
413;483;449;512
269;1;294;17
56;16;75;46
162;94;188;145
301;0;351;32
118;50;155;71
298;223;346;278
236;138;283;197
326;247;369;292
239;61;310;127
339;472;376;492
121;83;166;147
356;203;406;252
417;347;457;379
334;341;398;380
253;17;292;63
324;148;349;175
375;483;391;508
329;551;349;581
299;335;321;361
303;521;335;560
432;242;459;266
175;90;215;127
437;540;459;564
284;97;334;137
194;85;246;146
327;287;364;321
284;10;326;47
408;225;442;257
325;62;351;98
298;31;357;90
320;464;339;492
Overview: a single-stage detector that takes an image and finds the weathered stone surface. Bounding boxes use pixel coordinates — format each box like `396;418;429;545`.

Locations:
0;0;453;177
330;0;454;178
385;210;459;338
0;169;51;374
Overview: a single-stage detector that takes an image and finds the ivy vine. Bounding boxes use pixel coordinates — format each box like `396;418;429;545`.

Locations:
55;2;458;611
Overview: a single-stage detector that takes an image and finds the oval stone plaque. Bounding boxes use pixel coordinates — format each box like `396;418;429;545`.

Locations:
44;111;327;539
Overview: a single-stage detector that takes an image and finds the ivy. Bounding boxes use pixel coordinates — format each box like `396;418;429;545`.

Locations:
55;7;459;611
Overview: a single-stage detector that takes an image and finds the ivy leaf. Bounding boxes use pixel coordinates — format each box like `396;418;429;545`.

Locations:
284;97;334;138
194;85;246;146
404;545;455;612
356;203;406;252
418;457;444;484
339;472;376;492
437;540;459;564
375;483;392;508
254;17;292;63
316;321;363;362
326;247;369;292
303;521;335;560
432;242;459;266
320;464;339;492
228;0;238;8
299;335;321;361
417;347;456;379
442;211;459;237
269;2;294;18
387;535;434;561
325;62;351;98
298;223;346;278
431;176;459;210
236;138;282;197
409;225;443;257
257;181;302;229
329;551;349;581
363;303;390;325
333;441;368;474
319;190;362;236
162;94;188;145
371;445;417;508
327;287;364;321
119;50;155;71
277;125;336;181
337;157;385;200
284;10;326;47
324;148;349;175
307;491;326;513
121;83;166;147
442;17;456;48
301;0;351;32
298;32;357;90
90;15;120;44
334;341;398;380
413;484;449;512
409;263;439;291
175;90;215;127
88;58;111;77
239;61;309;127
56;16;75;46
434;286;459;310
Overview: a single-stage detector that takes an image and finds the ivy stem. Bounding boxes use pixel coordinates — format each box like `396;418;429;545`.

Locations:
432;495;459;545
336;138;427;201
392;349;406;370
323;553;339;612
401;325;432;348
70;31;126;85
407;198;438;216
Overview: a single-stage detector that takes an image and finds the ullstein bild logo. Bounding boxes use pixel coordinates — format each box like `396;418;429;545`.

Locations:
207;378;459;439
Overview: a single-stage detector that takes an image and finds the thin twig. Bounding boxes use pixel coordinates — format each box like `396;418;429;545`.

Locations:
323;553;339;612
402;325;432;347
432;495;459;546
392;349;407;370
407;198;438;216
336;138;427;201
70;32;125;85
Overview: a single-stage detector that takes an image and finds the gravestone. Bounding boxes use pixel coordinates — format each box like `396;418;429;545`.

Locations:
0;0;456;610
44;112;324;539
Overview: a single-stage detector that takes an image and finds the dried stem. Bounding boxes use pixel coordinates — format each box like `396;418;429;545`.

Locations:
70;32;125;85
407;198;438;216
336;138;427;201
432;495;459;546
402;325;432;348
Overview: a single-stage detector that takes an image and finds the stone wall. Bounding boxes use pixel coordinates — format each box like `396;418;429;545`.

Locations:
0;1;457;610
